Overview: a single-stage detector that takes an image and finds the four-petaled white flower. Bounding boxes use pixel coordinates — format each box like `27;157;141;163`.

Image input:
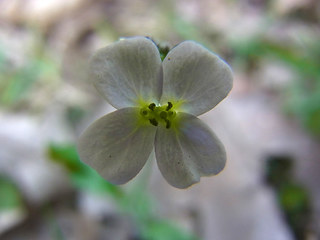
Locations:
77;37;233;189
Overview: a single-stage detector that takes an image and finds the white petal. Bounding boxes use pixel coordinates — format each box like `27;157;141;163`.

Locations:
161;41;233;116
77;108;156;184
155;113;226;189
90;37;162;109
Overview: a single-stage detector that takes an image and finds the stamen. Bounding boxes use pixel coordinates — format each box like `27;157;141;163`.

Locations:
166;102;173;111
148;103;156;111
149;118;158;126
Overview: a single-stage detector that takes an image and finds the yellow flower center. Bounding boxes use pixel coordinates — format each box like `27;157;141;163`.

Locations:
139;102;177;129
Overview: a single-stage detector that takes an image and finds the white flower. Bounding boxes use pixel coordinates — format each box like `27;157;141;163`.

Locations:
77;37;233;189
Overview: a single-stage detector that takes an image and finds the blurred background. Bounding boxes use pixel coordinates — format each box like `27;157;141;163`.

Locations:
0;0;319;239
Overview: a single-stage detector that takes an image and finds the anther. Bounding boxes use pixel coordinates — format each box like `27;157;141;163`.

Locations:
148;103;156;111
149;118;158;126
166;102;173;111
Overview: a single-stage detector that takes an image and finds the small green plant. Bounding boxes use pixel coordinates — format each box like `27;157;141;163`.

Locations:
0;176;23;211
265;155;312;239
48;143;198;240
232;37;320;137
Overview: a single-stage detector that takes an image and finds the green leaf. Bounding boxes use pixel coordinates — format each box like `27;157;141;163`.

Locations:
0;176;23;211
47;143;123;198
143;219;198;240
